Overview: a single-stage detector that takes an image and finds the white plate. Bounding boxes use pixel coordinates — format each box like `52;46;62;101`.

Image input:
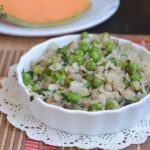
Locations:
0;0;120;37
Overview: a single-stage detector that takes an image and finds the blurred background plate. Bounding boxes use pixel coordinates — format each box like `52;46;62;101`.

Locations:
0;0;120;37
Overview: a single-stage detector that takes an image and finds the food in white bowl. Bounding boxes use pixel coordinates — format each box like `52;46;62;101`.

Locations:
21;32;150;111
17;33;150;135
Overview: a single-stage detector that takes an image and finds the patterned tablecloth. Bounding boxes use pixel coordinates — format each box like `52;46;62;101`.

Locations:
0;34;150;150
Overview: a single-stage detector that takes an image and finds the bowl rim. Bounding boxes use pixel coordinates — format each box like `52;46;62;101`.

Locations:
17;34;150;116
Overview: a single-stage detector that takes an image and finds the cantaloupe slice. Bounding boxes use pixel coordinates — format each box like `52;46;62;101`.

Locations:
0;0;91;27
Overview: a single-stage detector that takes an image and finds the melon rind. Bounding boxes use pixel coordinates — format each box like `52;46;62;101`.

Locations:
1;4;91;28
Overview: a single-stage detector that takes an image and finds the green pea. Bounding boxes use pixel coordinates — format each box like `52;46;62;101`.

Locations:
92;103;102;111
123;78;130;85
57;46;68;55
62;46;68;55
127;63;139;73
51;58;58;64
90;51;102;62
75;50;84;56
106;101;115;110
109;57;117;64
74;107;83;110
74;56;83;65
79;43;89;53
33;65;41;75
101;32;111;38
22;71;32;81
23;80;30;86
89;46;100;53
53;73;63;83
68;92;80;104
130;73;141;81
90;40;99;45
24;78;37;91
64;78;71;87
80;32;89;38
31;84;39;92
85;61;96;71
103;42;114;52
86;75;93;82
67;55;75;63
117;63;124;69
92;77;102;88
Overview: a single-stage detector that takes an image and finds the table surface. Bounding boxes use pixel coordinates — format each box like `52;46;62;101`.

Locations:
85;0;150;35
0;34;150;150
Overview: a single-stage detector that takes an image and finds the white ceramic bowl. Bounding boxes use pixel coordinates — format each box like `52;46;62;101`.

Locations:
17;35;150;135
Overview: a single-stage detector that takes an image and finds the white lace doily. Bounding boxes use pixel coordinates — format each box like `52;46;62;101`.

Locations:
0;64;150;150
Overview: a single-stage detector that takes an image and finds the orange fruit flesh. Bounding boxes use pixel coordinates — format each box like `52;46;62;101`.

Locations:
1;0;91;23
